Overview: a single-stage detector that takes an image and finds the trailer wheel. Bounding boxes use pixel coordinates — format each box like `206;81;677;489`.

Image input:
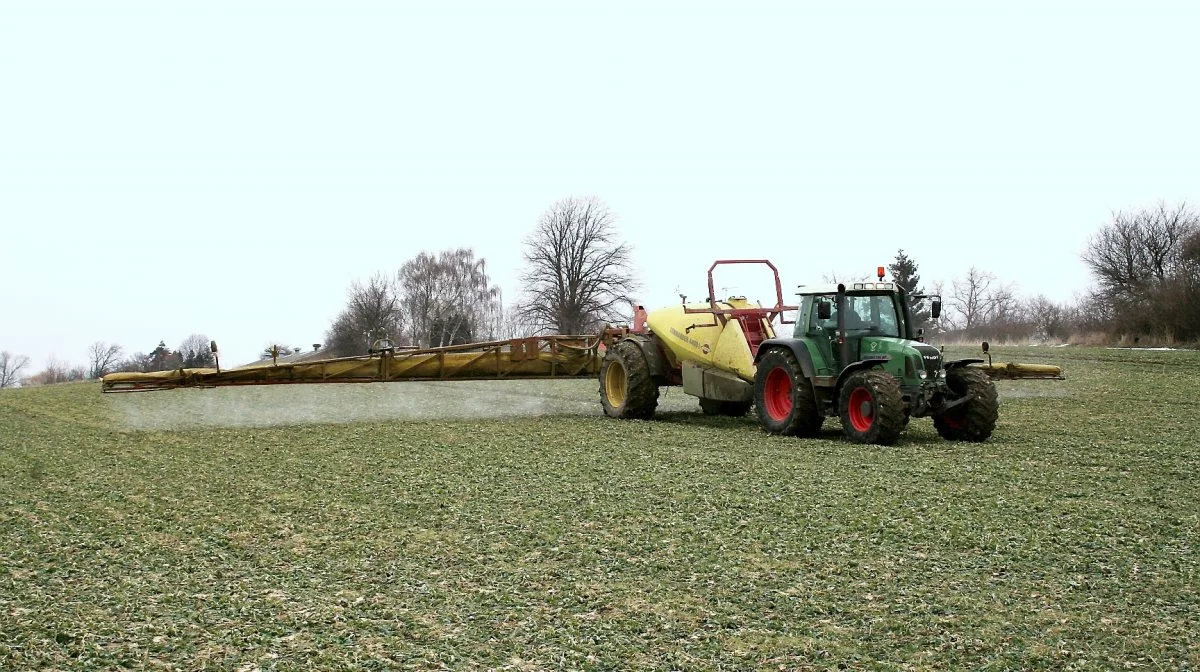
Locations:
600;339;659;419
838;369;906;445
700;399;752;417
754;348;821;436
934;367;998;442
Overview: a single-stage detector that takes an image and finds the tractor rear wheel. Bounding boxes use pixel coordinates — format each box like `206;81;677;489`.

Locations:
934;367;998;441
599;339;659;419
700;399;752;417
838;369;906;445
754;348;821;436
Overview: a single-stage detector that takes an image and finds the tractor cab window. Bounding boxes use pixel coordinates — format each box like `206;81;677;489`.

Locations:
845;295;901;337
807;295;838;336
806;294;902;338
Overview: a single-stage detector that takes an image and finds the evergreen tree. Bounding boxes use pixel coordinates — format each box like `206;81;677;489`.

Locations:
888;249;930;329
148;341;173;370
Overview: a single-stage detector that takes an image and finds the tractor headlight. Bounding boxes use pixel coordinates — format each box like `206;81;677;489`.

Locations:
918;369;928;380
938;369;946;378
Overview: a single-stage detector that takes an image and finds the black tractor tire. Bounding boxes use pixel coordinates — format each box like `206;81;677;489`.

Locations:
599;339;659;419
700;399;752;416
838;369;907;445
754;348;822;437
934;367;999;442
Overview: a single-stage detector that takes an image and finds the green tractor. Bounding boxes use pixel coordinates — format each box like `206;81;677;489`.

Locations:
753;269;998;445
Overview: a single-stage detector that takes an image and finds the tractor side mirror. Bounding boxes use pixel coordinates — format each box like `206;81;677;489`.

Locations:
981;341;989;353
930;299;942;320
210;340;219;353
817;300;832;320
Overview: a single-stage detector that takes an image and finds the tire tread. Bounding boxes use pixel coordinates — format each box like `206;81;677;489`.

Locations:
600;339;659;419
838;369;906;445
934;367;998;441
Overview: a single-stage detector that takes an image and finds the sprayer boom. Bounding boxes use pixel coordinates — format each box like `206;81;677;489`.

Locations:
101;336;603;393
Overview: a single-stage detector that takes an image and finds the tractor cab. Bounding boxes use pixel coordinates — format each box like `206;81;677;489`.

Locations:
800;287;900;374
798;278;933;375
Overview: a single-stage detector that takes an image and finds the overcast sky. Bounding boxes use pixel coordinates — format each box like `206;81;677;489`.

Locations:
2;1;1198;370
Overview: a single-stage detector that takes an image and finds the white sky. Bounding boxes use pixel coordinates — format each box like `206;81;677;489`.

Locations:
3;1;1198;369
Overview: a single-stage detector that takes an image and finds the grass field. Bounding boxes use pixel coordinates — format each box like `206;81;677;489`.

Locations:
1;346;1197;670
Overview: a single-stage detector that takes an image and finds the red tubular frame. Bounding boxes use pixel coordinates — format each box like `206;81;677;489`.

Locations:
682;259;798;325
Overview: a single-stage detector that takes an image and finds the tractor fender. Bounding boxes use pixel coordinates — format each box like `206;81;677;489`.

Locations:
944;358;984;370
753;339;821;400
834;357;891;394
617;333;671;382
754;338;817;379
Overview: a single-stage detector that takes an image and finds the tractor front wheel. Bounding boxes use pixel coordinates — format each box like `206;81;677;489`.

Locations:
754;348;821;436
934;367;998;441
599;339;659;419
838;369;906;445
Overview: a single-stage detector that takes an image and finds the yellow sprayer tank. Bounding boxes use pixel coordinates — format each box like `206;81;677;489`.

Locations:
644;297;776;382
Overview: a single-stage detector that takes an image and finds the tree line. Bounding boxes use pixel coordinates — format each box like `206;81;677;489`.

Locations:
899;202;1199;344
3;199;1196;388
0;196;638;385
322;196;637;356
0;334;217;388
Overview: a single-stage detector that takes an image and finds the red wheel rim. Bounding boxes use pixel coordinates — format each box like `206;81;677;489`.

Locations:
943;412;966;429
847;387;874;432
763;367;793;422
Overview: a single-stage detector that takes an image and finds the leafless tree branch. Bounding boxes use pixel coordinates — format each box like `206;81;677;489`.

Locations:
0;351;31;388
519;197;639;334
87;342;124;379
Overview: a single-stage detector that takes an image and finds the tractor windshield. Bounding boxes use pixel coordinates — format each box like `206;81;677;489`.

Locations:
809;293;902;338
845;294;901;337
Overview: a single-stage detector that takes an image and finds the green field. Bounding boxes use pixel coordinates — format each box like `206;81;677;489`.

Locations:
1;346;1197;670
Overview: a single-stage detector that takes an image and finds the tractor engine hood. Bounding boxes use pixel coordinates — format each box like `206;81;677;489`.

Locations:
857;337;943;380
910;342;944;378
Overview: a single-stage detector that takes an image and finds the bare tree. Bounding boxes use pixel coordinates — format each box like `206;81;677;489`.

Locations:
925;280;954;336
87;342;124;378
1081;202;1200;341
475;297;505;342
949;267;995;334
1184;230;1200;266
0;351;30;388
519;197;638;334
1083;202;1198;301
178;334;215;368
399;249;501;347
26;356;72;386
491;303;539;340
117;352;152;373
1024;295;1066;343
325;272;405;356
985;282;1022;326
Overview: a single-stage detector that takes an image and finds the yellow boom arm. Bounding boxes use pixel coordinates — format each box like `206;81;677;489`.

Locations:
101;336;603;393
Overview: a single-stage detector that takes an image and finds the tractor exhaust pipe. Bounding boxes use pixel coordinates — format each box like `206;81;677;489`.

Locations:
836;283;850;367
